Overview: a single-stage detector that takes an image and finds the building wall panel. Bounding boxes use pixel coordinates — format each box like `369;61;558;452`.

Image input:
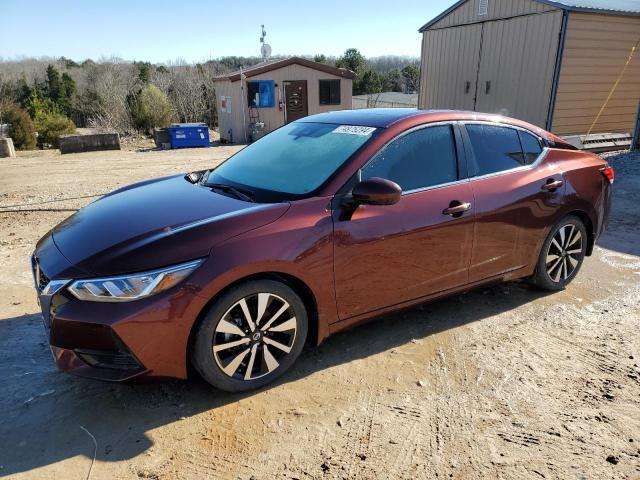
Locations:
419;10;562;127
215;64;352;142
429;0;556;29
552;12;640;135
214;80;239;142
419;23;483;110
475;10;563;126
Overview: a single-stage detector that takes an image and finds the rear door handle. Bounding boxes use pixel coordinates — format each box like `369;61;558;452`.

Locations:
541;179;564;191
443;202;472;216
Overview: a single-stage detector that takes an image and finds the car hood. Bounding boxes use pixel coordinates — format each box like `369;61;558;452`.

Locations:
47;174;289;276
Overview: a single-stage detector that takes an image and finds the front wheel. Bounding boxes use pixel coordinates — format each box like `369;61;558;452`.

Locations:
531;215;587;291
191;279;308;392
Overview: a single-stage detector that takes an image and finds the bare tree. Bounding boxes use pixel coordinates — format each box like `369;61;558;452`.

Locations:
85;61;138;133
167;60;208;123
152;60;217;126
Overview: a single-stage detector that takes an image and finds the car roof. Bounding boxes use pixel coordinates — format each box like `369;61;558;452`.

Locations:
297;109;570;145
299;108;546;132
297;108;430;128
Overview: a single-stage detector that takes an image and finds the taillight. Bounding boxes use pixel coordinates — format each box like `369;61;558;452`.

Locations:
600;166;614;184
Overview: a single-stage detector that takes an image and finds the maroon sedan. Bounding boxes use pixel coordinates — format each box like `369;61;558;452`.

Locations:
32;109;613;391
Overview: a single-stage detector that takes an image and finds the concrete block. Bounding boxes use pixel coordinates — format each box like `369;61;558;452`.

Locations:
58;133;121;155
0;137;16;158
153;128;170;148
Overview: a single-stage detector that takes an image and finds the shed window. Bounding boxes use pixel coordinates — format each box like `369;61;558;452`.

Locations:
319;79;341;105
247;80;275;108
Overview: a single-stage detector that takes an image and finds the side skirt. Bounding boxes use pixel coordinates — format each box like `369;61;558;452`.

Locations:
326;266;533;338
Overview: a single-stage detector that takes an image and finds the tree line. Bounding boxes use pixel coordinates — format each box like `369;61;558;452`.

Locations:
0;49;419;150
331;49;419;95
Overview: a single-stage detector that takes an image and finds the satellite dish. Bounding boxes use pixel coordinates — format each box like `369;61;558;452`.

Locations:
261;43;272;60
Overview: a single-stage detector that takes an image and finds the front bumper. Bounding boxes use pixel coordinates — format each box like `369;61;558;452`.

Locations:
32;254;208;381
50;346;147;382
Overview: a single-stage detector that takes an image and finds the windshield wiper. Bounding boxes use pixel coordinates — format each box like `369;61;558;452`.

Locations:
208;183;255;202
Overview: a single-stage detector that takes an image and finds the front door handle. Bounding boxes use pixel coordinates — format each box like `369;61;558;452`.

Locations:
443;202;472;216
541;179;564;191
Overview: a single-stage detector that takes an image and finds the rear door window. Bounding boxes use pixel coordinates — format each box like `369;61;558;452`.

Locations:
466;124;526;176
518;130;543;165
361;125;458;192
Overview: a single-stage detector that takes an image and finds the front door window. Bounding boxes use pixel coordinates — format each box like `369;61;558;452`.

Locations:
361;125;459;191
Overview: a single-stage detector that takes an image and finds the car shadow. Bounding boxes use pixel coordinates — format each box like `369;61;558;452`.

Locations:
0;280;552;476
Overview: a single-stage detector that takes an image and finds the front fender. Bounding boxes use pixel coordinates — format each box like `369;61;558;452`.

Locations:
189;197;338;345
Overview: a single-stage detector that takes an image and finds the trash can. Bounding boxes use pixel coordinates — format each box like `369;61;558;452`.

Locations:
166;123;210;149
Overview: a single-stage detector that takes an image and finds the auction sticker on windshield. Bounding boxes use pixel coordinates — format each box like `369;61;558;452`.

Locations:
333;125;377;136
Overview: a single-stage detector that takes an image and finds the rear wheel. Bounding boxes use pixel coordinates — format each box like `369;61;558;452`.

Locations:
191;279;308;392
532;215;587;291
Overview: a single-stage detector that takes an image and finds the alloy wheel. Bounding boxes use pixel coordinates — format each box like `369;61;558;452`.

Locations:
212;293;297;381
545;224;583;283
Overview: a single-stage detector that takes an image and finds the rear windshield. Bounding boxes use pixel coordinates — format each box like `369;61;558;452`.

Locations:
207;122;376;200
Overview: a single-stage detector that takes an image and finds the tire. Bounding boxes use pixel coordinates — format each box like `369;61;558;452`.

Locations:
191;279;308;392
531;215;587;291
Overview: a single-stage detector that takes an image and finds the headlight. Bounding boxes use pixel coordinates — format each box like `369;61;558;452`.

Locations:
68;259;203;302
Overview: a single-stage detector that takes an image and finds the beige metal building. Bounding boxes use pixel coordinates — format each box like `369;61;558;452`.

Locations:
214;57;354;143
418;0;640;136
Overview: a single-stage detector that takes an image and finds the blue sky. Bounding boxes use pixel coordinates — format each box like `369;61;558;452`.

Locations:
0;0;457;62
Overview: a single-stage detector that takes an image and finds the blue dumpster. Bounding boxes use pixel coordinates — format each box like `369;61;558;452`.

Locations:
166;123;210;149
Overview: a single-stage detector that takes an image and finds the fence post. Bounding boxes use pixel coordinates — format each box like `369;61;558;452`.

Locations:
632;101;640;151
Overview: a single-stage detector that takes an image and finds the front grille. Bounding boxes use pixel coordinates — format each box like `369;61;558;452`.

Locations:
38;269;50;293
31;256;50;293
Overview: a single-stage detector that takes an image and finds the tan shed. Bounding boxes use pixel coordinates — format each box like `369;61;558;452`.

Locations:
418;0;640;137
213;57;354;143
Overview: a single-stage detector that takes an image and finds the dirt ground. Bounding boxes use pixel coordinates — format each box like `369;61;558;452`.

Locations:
0;145;638;480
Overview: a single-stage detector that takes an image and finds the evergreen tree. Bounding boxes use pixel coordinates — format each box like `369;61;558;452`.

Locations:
26;88;59;119
46;64;62;102
58;73;76;116
401;65;420;93
358;70;385;95
336;48;366;76
0;102;36;150
135;61;152;84
59;56;79;68
384;70;403;92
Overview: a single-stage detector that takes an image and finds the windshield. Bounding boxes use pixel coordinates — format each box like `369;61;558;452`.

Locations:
206;122;377;201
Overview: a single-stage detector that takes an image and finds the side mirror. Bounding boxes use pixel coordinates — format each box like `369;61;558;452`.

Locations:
351;177;402;206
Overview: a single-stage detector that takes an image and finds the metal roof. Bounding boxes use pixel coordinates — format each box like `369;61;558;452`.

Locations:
541;0;640;14
419;0;640;32
213;57;355;82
